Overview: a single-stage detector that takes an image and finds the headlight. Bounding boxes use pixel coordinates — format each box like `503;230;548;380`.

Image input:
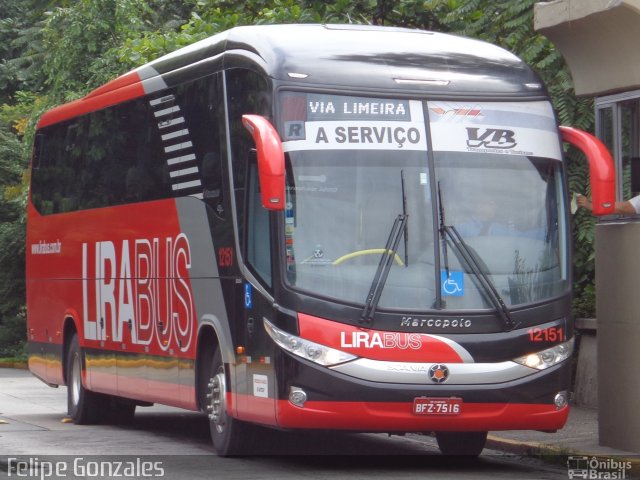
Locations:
263;318;357;366
513;337;574;370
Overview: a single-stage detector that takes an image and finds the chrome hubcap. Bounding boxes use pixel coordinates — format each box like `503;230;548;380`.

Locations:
71;353;81;406
208;372;226;434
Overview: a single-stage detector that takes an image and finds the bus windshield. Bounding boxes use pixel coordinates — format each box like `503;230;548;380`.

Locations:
280;92;568;312
285;150;435;309
435;152;567;310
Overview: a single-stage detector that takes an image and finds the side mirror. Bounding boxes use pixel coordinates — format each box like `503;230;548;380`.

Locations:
560;126;616;216
241;114;285;211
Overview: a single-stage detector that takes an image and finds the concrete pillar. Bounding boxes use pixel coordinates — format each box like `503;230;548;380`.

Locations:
574;318;598;408
595;220;640;453
535;0;640;96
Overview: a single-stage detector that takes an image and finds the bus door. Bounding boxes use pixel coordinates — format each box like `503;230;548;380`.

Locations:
235;153;277;425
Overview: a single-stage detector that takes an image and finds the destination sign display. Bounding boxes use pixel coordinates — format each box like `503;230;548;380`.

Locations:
280;93;427;152
305;94;411;121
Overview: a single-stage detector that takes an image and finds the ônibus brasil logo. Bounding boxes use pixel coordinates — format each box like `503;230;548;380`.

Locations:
567;456;632;479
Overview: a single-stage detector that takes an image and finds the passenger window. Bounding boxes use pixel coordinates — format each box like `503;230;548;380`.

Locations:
226;68;271;242
246;152;272;287
174;73;227;217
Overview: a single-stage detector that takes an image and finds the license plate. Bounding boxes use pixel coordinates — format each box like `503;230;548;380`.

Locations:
413;397;462;415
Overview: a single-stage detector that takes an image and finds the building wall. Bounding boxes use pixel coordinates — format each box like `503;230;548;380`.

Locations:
535;0;640;96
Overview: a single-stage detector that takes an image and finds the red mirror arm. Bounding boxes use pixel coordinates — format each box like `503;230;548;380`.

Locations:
560;126;615;216
242;114;286;211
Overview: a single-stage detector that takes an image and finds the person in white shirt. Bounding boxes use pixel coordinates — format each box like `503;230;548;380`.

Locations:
576;194;640;215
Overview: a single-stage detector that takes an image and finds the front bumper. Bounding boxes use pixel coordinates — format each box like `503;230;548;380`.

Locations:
273;351;571;432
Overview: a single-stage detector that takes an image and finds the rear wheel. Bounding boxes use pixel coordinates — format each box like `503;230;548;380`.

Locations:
435;431;488;456
206;347;254;456
66;333;100;424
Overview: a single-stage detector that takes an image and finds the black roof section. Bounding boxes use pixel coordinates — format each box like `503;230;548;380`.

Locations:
142;24;545;97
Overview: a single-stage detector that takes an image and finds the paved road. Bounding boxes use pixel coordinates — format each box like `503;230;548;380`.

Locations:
0;368;572;479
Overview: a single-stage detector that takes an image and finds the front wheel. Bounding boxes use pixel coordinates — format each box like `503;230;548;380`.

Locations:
435;431;488;456
66;333;100;424
206;347;254;456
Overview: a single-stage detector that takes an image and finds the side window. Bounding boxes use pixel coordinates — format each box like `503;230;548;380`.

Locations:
596;98;640;203
31;120;89;214
174;73;226;217
246;153;272;286
82;103;167;208
225;68;272;242
31;74;228;216
31;98;170;214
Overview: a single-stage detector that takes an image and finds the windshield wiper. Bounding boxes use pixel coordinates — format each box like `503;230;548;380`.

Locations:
437;182;515;331
437;183;451;305
360;213;408;326
401;170;409;267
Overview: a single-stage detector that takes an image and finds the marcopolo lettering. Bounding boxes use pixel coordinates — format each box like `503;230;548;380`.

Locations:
466;127;517;149
400;316;472;329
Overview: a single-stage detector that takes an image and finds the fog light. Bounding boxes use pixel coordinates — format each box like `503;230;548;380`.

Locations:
289;387;307;408
554;391;568;409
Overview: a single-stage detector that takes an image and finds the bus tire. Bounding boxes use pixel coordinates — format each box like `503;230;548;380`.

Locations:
66;333;99;425
206;347;252;456
435;431;487;456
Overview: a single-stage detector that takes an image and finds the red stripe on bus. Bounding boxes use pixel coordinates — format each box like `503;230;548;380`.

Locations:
38;72;145;128
298;312;466;363
236;395;277;425
85;71;143;99
273;399;568;431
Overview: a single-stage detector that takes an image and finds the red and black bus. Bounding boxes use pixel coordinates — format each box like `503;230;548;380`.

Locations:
26;24;614;456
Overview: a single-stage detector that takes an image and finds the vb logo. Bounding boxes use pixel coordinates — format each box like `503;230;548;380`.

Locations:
466;127;517;149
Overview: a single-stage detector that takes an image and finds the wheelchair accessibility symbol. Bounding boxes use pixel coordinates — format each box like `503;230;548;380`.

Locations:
244;283;253;309
441;270;464;297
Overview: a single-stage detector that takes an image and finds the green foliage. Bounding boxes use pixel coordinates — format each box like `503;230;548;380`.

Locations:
0;308;27;358
0;1;37;355
40;0;146;100
0;1;31;101
0;221;25;317
113;0;325;68
567;147;597;317
0;96;31;291
35;0;200;101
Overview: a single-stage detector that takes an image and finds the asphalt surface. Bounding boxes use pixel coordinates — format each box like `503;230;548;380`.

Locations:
0;368;633;479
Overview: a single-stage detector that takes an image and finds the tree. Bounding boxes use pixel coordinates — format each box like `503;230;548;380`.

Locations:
0;93;32;357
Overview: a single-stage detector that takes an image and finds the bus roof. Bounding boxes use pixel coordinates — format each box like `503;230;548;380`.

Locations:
145;24;544;96
39;24;546;128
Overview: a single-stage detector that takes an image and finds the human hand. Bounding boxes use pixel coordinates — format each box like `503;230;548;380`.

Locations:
576;194;593;211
